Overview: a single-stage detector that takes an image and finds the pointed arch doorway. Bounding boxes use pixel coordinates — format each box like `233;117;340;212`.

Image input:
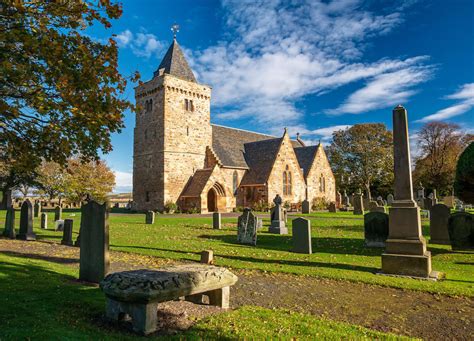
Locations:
207;182;226;212
207;188;217;212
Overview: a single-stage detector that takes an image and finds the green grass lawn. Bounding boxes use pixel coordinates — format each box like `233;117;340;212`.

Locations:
0;253;409;340
1;209;473;297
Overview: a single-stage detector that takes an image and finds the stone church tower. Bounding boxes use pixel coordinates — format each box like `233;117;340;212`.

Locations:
133;38;212;211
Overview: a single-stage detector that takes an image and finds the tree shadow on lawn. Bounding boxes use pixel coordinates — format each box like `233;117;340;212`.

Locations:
0;250;78;265
111;244;378;274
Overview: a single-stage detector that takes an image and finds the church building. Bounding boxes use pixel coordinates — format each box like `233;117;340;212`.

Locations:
133;38;336;213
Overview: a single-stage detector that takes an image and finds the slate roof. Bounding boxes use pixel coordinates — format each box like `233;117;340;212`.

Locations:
294;145;319;178
240;138;283;185
153;39;197;82
180;169;213;197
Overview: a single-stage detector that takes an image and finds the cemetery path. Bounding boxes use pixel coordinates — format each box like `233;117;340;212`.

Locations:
1;239;473;340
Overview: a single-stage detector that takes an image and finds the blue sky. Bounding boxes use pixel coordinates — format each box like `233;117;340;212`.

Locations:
89;0;474;192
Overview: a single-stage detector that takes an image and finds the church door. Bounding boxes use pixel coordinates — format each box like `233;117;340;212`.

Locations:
207;188;217;212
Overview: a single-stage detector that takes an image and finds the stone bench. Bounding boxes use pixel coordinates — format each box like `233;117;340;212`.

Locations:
100;264;238;335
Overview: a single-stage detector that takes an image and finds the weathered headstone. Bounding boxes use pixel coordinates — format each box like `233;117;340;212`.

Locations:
387;194;394;206
432;190;438;205
17;199;36;241
40;212;48;229
2;207;16;239
292;218;312;254
256;218;263;230
382;105;438;278
368;201;379;211
61;219;74;246
212;212;221;230
301;199;311;214
200;250;214;264
328;202;337;213
376;196;384;207
55;219;65;231
269;195;287;234
54;206;62;221
444;196;455;208
237;208;257;245
343;191;350;207
364;212;389;247
145;210;155;224
447;212;473;250
423;197;434;211
370;206;387;214
429;204;450;245
79;201;110;283
336;192;342;208
353;190;364;215
33;202;41;218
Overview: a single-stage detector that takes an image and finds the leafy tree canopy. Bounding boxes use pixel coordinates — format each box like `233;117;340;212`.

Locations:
0;0;138;197
454;142;474;204
327;123;393;198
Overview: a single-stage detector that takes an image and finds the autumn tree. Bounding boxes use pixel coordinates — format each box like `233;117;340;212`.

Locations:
36;161;68;200
63;158;115;204
0;1;138;207
413;122;473;195
454;142;474;204
327;124;394;197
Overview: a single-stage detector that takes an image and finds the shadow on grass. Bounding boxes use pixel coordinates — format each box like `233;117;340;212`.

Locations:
111;244;379;274
0;250;78;265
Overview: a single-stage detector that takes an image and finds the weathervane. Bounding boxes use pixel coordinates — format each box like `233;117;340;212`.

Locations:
171;23;180;39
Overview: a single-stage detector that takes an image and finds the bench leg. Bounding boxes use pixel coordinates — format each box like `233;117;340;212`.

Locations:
184;293;205;304
105;298;158;335
207;286;230;309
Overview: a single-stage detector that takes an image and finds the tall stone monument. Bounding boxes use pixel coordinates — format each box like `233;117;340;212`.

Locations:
381;105;440;279
353;190;364;215
79;201;110;283
17;199;36;241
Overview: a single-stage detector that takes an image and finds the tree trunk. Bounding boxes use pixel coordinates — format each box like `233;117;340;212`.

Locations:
365;182;371;200
0;189;12;209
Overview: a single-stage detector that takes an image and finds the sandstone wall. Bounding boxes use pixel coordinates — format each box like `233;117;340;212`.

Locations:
306;145;336;203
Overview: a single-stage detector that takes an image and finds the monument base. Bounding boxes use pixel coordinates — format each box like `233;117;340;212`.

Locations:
17;233;36;241
381;251;433;278
269;221;288;235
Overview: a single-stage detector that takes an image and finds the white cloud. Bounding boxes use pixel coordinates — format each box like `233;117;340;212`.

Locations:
416;83;474;123
187;0;431;128
113;170;132;193
115;30;166;58
327;64;433;114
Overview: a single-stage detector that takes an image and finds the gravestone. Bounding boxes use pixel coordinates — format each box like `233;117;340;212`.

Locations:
382;105;438;279
40;212;48;229
364;212;389;247
447;212;473;250
213;212;221;230
301;199;310;214
343;191;350;206
256;218;263;230
17;199;36;241
336;192;342;208
61;219;74;246
269;194;287;234
444;196;455;208
368;201;379;211
33;202;41;218
2;207;16;239
54;206;62;221
79;201;110;283
353;191;364;215
417;183;425;200
292;218;312;254
145;211;155;224
376;196;384;207
370;206;387;214
431;190;438;205
55;219;65;231
237;208;257;246
387;194;394;206
423;197;434;211
328;202;337;213
429;204;450;245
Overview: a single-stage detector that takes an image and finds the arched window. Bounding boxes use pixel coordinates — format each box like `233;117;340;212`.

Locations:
184;99;188;110
190;100;194;112
283;165;292;195
233;171;239;194
320;174;326;193
149;99;153;112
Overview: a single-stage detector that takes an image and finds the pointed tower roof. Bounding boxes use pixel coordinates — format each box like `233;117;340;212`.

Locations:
153;38;197;82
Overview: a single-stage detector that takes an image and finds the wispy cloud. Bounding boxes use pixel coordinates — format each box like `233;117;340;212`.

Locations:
115;29;166;58
416;83;474;123
113;170;132;193
269;124;351;145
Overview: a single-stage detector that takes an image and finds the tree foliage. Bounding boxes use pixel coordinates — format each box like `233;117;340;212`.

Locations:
0;1;138;199
413;122;473;195
327;124;393;197
454;142;474;204
36;161;67;200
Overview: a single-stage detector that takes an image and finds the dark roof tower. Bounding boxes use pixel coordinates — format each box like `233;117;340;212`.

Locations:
153;38;197;82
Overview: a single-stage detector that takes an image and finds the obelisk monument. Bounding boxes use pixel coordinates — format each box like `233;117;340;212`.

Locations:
382;105;441;279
